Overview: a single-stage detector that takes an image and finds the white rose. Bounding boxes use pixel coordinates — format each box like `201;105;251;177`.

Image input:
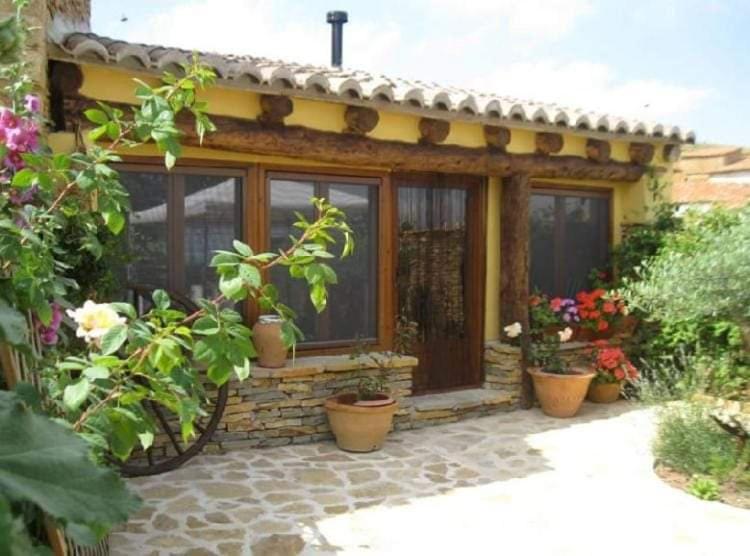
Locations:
67;300;126;344
504;322;523;338
558;327;574;343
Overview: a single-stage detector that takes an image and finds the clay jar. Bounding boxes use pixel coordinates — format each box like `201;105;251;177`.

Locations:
252;315;288;368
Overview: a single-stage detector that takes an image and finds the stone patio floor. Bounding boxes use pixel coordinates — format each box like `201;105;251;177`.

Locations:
111;401;749;555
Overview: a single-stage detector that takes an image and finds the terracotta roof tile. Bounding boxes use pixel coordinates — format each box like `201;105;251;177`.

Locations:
48;32;695;143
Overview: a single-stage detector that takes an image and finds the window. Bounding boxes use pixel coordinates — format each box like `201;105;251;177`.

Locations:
120;167;243;303
267;172;379;347
530;187;611;297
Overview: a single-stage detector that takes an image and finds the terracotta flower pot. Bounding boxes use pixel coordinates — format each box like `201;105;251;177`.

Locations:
528;366;595;418
325;393;398;452
252;315;288;368
587;381;621;403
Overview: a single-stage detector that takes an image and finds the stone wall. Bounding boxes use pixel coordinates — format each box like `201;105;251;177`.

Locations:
207;354;416;452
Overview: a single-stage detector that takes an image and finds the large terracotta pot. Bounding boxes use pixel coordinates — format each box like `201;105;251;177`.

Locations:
325;394;398;452
528;366;595;418
587;381;621;403
252;315;288;368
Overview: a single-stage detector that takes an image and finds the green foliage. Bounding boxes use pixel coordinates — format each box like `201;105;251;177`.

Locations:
653;404;740;476
687;475;721;501
0;390;139;547
626;208;749;332
624;207;750;399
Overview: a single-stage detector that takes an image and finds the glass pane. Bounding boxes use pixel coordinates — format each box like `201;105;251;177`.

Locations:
183;174;242;302
122;171;170;289
530;194;556;295
269;178;378;344
269;179;316;339
561;195;609;295
530;192;610;297
327;184;377;340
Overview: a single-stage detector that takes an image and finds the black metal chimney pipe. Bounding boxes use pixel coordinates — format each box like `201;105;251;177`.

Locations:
326;10;348;68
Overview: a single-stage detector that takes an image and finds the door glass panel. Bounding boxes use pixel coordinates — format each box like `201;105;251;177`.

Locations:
121;171;170;289
183;174;242;301
397;185;469;392
268;177;378;345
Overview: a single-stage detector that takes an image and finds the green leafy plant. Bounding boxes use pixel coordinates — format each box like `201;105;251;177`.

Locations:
687;475;721;501
624;207;750;400
0;1;354;550
654;404;740;476
0;390;140;550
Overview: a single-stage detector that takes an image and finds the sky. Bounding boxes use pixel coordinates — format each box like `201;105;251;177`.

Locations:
92;0;750;146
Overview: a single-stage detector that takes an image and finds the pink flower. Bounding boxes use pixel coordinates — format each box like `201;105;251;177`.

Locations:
550;297;563;312
24;94;41;113
35;303;64;346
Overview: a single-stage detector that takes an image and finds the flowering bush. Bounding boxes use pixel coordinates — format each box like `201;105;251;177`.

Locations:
590;340;638;384
575;288;627;333
0;2;354;550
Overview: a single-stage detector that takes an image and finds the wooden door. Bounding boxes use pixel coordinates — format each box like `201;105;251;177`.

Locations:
394;174;485;393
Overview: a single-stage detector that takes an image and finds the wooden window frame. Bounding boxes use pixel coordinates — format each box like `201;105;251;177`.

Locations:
529;183;613;296
115;161;247;299
259;165;394;355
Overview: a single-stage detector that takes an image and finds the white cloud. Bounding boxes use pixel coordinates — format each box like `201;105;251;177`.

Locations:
426;0;594;39
110;0;401;71
475;60;712;123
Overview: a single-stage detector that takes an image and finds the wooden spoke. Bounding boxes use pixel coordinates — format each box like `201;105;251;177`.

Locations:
149;400;184;455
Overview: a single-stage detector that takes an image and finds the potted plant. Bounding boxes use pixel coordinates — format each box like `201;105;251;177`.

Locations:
587;340;639;403
515;322;595;418
325;317;417;452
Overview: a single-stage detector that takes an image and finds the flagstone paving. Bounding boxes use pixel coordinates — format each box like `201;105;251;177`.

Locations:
111;401;748;555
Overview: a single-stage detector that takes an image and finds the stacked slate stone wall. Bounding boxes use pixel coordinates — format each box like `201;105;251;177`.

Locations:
207;355;416;451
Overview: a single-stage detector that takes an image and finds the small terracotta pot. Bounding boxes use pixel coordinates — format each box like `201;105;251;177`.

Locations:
325;394;398;452
528;366;595;418
587;381;621;403
252;315;288;368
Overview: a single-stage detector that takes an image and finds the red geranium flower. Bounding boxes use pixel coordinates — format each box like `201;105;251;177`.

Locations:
602;302;616;314
597;319;609;331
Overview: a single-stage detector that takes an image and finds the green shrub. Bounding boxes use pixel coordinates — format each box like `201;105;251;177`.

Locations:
687;475;721;501
653;404;739;475
623;206;750;400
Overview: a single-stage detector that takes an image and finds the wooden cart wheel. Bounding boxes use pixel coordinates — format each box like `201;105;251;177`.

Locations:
117;284;229;477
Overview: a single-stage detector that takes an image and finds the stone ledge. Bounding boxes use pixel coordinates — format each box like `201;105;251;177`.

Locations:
251;353;419;379
412;389;513;412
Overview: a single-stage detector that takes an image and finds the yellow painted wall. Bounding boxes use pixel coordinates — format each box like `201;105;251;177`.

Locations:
74;63;674;344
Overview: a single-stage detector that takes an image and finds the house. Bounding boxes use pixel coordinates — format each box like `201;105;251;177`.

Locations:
15;1;694;449
671;145;750;212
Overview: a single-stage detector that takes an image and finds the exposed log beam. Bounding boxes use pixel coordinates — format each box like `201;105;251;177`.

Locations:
64;96;647;181
500;173;533;409
258;94;293;125
663;144;681;163
484;125;511;151
585;138;611;164
535;132;563;155
418;117;450;144
629;142;655;165
344;105;379;135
